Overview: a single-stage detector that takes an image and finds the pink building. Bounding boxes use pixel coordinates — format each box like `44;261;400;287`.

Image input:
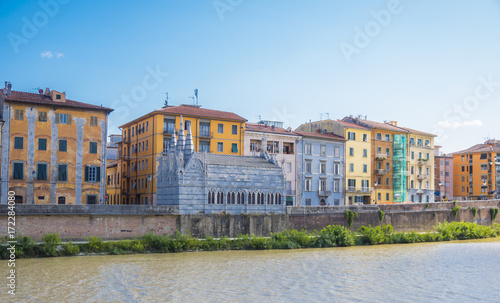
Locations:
434;146;453;200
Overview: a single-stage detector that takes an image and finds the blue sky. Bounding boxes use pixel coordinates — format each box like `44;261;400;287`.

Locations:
1;0;499;153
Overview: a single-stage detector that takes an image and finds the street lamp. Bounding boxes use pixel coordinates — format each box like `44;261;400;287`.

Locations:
438;181;442;202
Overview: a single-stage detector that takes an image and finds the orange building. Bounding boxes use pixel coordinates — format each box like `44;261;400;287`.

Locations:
0;83;113;204
452;140;500;200
118;104;247;205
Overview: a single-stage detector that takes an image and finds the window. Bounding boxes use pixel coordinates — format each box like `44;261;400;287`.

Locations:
411;180;414;188
386;163;390;171
14;137;23;149
334;146;340;157
37;163;48;180
38;138;47;150
55;113;71;124
305;178;312;191
232;125;237;135
363;149;367;157
58;197;66;205
417;139;422;146
15;109;24;120
426;153;429;160
163;138;170;152
386;178;389;186
363;134;367;142
411;195;414;202
411;166;414;174
13;162;24;179
378;193;381;200
480;153;487;159
218;124;224;134
287;162;292;173
89;142;98;154
146;121;149;132
87;195;98;205
481;164;487;171
85;166;100;183
58;164;67;181
90;116;98;126
217;142;223;152
39;111;47;122
334;163;340;175
146;140;148;151
377;133;382;140
410;138;415;145
349;148;354;156
385;134;390;141
319;179;327;192
305;199;311;206
163;118;175;134
363;164;367;173
200;141;210;153
305;160;312;173
386;193;389;201
419;152;422;159
231;143;238;153
146;160;148;169
320;145;326;156
348;132;356;140
386;148;390;156
334;180;340;192
411;151;414;159
305;144;312;155
349;163;354;172
59;140;67;152
425;140;430;147
320;161;326;174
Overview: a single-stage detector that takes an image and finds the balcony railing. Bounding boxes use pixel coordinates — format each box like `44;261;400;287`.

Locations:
375;169;387;175
285;189;296;196
318;190;331;197
417;159;428;165
347;186;374;193
417;174;427;180
416;189;424;194
199;131;213;138
375;154;387;160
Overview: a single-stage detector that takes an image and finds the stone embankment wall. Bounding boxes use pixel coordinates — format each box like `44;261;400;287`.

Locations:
1;201;498;240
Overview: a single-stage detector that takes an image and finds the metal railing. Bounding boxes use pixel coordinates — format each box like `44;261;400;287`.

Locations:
318;190;331;196
347;186;374;193
375;169;387;175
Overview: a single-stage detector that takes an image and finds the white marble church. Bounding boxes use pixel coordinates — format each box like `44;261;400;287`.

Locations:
156;118;286;214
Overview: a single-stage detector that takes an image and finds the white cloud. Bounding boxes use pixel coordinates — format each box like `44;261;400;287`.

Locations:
40;51;53;58
41;51;64;58
435;120;483;129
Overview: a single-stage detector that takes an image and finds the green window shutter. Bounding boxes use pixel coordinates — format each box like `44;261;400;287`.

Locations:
37;164;47;180
14;137;23;149
231;143;238;153
90;142;97;154
39;138;47;150
13;163;24;179
67;114;72;125
58;165;64;180
55;113;59;124
96;167;101;182
85;166;89;182
59;140;67;152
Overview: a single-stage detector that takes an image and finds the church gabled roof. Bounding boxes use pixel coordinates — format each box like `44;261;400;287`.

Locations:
190;153;281;169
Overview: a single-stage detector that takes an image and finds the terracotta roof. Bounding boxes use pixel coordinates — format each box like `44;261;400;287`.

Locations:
294;130;345;141
245;123;301;136
397;126;436;137
2;90;113;113
453;144;500;155
155;105;246;122
342;117;409;133
335;120;371;130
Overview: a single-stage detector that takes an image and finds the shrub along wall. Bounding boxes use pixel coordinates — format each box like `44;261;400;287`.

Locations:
0;200;499;240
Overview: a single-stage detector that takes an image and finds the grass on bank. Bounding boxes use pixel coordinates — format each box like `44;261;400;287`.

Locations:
2;222;500;259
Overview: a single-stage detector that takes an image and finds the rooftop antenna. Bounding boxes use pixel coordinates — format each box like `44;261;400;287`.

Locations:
194;89;198;105
164;92;169;107
188;96;195;105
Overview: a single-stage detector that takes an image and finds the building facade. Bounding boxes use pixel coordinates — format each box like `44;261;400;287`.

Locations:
434;146;453;201
295;131;345;206
452;140;500;200
156;120;285;214
119;104;247;205
296;119;372;205
244;123;300;205
402;127;436;203
0;84;113;204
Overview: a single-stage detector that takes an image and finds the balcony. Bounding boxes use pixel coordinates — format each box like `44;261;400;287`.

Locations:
285;189;296;196
347;186;374;193
375;169;387;175
416;189;424;194
417;174;427;180
417;159;428;165
199;131;213;138
318;190;331;197
122;137;130;144
121;155;131;161
375;154;387;161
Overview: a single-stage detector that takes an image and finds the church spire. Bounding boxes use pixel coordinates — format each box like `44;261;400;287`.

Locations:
170;131;177;150
184;122;194;158
177;116;185;151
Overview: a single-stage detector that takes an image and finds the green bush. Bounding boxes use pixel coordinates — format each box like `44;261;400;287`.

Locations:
86;236;104;253
16;235;36;258
358;225;385;245
345;210;358;228
131;242;145;253
452;206;461;219
316;225;355;247
490;208;499;221
41;233;61;257
378;210;385;222
62;242;80;256
434;221;496;240
469;207;478;218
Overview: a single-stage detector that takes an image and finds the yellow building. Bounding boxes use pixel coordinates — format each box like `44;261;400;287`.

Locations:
0;84;113;204
105;161;121;205
118;104;247;205
295;119;373;204
401;127;436;202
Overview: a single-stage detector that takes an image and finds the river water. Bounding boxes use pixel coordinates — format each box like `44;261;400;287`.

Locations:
2;239;500;302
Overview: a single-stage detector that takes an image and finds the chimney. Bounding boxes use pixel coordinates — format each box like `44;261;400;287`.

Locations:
44;88;50;96
7;82;12;96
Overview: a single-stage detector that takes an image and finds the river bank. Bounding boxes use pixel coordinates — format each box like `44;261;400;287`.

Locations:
2;221;499;259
